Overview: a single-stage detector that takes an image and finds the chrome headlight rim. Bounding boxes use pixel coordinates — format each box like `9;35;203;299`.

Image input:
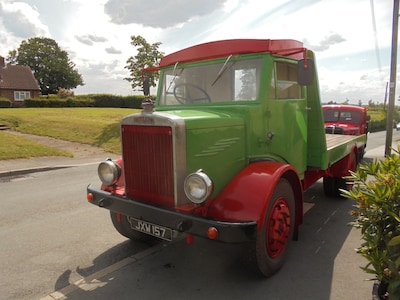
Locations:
184;170;213;204
98;159;121;186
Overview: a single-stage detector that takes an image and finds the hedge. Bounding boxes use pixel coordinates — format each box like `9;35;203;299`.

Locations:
25;97;94;107
91;94;145;108
0;97;12;108
24;94;147;108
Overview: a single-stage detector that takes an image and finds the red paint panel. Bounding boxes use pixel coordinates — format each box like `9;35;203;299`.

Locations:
122;125;175;207
160;39;304;67
207;161;302;229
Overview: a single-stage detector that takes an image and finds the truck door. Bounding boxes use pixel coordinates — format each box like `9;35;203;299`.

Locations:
266;60;308;176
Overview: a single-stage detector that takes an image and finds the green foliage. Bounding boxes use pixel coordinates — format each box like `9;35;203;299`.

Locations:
0;97;12;108
91;94;145;108
344;148;400;299
369;119;388;132
23;94;145;108
367;107;400;132
24;97;94;108
57;88;75;98
124;35;164;91
7;37;84;94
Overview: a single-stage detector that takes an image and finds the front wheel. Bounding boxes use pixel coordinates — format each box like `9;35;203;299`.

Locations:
255;178;295;277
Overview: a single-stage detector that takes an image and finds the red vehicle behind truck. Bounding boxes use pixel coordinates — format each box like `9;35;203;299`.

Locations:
86;39;367;277
322;104;369;158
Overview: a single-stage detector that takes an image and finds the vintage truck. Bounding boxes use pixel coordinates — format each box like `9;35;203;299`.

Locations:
322;104;369;158
86;39;367;277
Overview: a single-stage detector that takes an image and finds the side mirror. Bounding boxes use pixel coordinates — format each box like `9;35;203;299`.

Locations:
143;77;150;96
297;59;315;86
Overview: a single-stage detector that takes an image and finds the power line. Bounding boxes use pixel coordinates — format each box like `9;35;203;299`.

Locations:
370;0;384;86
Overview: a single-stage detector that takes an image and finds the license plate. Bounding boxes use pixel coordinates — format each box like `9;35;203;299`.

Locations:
128;217;173;241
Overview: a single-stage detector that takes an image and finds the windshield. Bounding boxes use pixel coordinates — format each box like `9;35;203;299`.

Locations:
323;109;361;124
159;58;262;106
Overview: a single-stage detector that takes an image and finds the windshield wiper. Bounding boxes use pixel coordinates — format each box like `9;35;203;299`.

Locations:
212;54;233;86
166;62;184;93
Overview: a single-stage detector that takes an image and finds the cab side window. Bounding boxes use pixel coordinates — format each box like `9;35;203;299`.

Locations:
271;62;302;99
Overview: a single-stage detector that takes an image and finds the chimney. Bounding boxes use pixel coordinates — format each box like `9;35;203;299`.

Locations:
0;56;5;68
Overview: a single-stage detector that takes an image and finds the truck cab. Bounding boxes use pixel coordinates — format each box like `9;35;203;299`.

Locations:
87;39;366;277
323;104;369;135
322;104;369;157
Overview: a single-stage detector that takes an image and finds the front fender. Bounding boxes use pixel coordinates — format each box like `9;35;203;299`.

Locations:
207;161;303;230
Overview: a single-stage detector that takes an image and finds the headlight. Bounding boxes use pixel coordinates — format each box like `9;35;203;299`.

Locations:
98;159;121;186
184;170;213;204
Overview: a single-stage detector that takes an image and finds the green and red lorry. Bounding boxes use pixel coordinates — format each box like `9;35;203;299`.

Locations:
86;39;367;277
322;104;369;158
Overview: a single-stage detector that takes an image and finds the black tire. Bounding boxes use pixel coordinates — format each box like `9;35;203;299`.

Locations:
323;177;345;197
255;178;295;277
110;211;160;244
324;151;357;197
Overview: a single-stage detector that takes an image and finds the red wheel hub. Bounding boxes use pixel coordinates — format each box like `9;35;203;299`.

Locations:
266;197;291;258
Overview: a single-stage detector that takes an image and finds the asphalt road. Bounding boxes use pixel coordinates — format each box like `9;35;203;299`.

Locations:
0;165;150;300
1;130;398;300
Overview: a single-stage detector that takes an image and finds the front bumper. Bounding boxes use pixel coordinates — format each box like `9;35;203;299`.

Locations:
87;184;257;243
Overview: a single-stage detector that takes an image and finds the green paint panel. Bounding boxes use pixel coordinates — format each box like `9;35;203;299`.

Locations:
185;117;246;197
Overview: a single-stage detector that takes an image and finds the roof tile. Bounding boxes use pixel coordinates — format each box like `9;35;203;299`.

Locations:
0;65;40;90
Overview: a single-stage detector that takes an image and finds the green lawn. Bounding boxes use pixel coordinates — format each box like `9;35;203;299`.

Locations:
0;107;139;160
0;131;72;159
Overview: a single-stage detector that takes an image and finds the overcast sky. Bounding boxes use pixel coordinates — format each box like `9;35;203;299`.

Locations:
0;0;396;104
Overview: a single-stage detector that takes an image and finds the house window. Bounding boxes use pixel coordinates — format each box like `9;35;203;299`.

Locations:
14;91;31;101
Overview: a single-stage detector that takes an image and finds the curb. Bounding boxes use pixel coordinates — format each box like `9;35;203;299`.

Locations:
0;161;100;178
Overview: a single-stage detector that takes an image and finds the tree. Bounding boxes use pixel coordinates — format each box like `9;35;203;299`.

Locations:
237;68;257;100
124;35;164;92
7;37;84;94
6;50;17;65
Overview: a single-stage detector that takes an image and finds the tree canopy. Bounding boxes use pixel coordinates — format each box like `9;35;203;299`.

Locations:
124;35;164;93
7;37;84;95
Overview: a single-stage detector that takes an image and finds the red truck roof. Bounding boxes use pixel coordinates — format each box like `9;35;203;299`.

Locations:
322;104;367;113
159;39;306;67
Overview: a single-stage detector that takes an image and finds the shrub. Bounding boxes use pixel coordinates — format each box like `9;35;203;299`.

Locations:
0;97;12;108
24;97;94;107
344;147;400;299
57;88;74;98
23;93;150;109
92;94;145;109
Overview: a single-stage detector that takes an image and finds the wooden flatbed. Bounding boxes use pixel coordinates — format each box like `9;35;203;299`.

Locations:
325;133;366;165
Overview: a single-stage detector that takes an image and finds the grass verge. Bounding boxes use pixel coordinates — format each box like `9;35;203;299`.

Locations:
0;107;138;160
0;131;72;159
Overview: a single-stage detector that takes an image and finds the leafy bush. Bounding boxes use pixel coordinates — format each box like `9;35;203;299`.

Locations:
369;119;388;132
0;97;12;108
344;147;400;299
92;94;145;108
57;88;74;98
24;94;145;108
24;97;94;107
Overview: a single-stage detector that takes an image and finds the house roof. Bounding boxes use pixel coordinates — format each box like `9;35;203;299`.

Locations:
0;65;40;91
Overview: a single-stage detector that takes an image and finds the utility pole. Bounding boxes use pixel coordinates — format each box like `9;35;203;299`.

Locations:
385;0;399;156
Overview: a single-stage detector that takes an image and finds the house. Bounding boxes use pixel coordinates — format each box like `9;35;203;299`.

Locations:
0;56;40;107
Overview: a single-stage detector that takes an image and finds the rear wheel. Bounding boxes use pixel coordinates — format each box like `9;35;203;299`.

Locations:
323;150;358;197
110;211;160;244
255;178;295;277
323;177;347;197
